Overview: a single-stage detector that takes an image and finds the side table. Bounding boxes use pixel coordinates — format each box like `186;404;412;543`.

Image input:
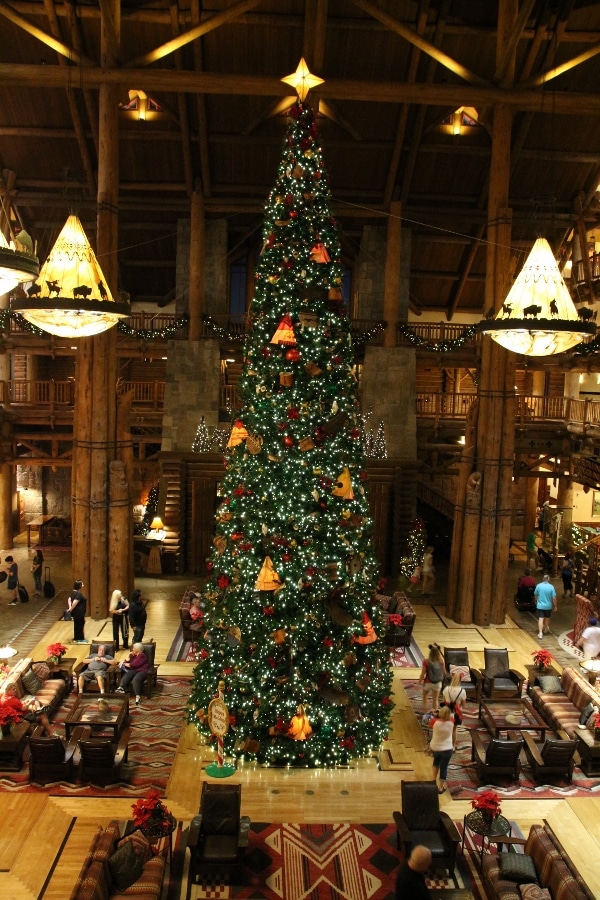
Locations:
462;810;511;868
0;721;30;770
575;727;600;775
141;814;177;866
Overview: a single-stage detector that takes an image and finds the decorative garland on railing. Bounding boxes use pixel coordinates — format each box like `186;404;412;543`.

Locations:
351;321;387;348
202;314;246;342
396;323;479;351
117;315;188;339
0;309;46;335
571;333;600;356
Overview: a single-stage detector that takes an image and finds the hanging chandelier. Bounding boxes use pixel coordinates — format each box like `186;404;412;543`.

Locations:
479;237;595;356
0;230;39;297
10;214;130;338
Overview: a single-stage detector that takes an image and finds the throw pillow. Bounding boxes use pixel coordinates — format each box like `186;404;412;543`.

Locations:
116;829;152;864
21;668;42;695
586;708;600;728
519;885;551;900
449;664;470;681
536;675;563;694
108;840;144;892
32;662;51;682
579;701;596;726
499;853;538;883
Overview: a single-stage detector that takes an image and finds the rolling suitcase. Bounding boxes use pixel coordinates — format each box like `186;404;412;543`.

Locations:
43;566;56;599
18;583;29;603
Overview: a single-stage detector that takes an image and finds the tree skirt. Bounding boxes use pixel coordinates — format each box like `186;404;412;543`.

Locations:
403;679;600;801
163;822;488;900
0;676;190;797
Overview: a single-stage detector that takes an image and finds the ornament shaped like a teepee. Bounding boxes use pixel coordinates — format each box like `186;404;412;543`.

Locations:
255;556;284;592
332;467;354;500
270;313;296;346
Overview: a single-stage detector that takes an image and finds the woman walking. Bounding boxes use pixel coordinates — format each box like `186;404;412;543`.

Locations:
441;672;467;746
419;643;445;712
430;705;455;794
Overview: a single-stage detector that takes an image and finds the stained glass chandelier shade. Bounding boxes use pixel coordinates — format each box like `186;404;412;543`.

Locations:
10;214;130;337
479;237;595;356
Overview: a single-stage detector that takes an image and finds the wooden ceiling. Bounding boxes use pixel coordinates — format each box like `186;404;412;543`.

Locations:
2;0;600;318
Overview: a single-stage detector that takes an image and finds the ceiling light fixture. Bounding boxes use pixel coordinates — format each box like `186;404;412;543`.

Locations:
10;214;130;337
0;229;39;296
479;237;596;356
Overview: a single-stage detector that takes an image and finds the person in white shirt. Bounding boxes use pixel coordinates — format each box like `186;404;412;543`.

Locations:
429;705;454;794
577;618;600;659
441;672;467;745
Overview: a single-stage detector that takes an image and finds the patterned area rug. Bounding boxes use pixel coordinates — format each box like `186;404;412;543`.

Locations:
558;629;585;660
163;822;487;900
389;640;424;668
403;679;600;801
0;676;190;797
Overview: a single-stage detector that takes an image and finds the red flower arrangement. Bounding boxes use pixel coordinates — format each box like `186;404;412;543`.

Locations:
388;613;404;627
594;712;600;730
131;790;172;831
46;643;68;664
471;790;502;817
0;698;23;728
532;648;553;669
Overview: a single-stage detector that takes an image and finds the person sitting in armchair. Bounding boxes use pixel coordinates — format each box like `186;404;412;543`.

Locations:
116;643;149;707
1;682;56;736
77;644;115;695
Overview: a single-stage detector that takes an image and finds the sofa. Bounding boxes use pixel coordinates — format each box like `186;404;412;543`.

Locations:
4;656;67;717
482;821;594;900
69;820;166;900
530;666;599;738
377;592;416;648
180;584;200;643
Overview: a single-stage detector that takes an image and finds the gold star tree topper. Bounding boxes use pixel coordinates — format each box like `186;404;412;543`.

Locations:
281;58;324;102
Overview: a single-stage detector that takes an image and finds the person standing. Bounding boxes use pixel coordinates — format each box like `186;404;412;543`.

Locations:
109;589;130;651
560;551;575;598
31;549;43;597
577;617;600;659
129;589;147;644
5;555;18;606
68;580;87;643
430;705;454;794
419;643;445;712
421;546;435;596
441;672;467;745
526;529;539;569
395;845;432;899
534;574;557;640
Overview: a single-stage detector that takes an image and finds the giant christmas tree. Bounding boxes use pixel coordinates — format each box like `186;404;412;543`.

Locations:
187;100;393;766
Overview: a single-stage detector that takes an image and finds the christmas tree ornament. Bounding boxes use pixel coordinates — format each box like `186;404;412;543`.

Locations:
227;420;248;447
287;704;312;740
285;347;301;361
246;433;263;454
270;313;296;345
304;360;323;377
323;410;350;436
299;436;315;451
255;556;284;591
332;467;354;499
310;242;331;263
279;372;294;387
299;311;320;328
213;535;227;555
353;611;377;645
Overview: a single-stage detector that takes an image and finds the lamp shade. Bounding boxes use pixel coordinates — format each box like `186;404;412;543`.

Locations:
10;214;130;337
150;516;164;531
479;237;596;355
0;644;17;659
0;231;39;296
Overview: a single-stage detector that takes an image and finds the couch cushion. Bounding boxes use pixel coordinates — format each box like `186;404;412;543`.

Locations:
537;675;562;694
499;853;538;883
118;855;165;897
520;886;551;900
108;841;144;892
547;856;587;900
116;829;152;864
482;855;521;900
32;662;51;682
579;701;597;726
449;664;470;681
21;668;42;695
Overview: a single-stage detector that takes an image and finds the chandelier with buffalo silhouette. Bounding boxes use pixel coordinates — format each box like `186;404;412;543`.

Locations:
479;237;595;356
10;214;130;338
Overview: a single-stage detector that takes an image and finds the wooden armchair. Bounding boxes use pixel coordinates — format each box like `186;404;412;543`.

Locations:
443;646;483;704
522;731;579;783
116;639;158;698
393;781;459;877
28;724;90;784
481;648;524;701
471;731;522;782
186;782;250;894
73;641;119;694
79;726;131;785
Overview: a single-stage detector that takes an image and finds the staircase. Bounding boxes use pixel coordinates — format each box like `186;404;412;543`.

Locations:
160;459;186;573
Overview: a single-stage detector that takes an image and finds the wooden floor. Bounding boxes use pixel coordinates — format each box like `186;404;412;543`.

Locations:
3;596;600;898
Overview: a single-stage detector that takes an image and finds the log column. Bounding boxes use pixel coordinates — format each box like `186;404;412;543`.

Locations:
188;185;205;341
383;200;401;347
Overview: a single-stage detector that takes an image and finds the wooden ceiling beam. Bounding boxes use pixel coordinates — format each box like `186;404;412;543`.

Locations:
169;0;194;197
0;0;91;65
125;0;262;69
190;0;211;198
350;0;491;87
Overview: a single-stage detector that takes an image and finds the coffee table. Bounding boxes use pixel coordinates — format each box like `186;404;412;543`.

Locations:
479;697;548;741
0;721;30;770
64;693;129;742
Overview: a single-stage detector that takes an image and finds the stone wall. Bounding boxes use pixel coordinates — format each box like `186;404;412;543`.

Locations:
161;340;221;451
360;346;417;461
176;218;228;317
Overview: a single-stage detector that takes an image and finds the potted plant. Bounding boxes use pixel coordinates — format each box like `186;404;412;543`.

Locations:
46;643;68;666
0;698;23;736
531;648;553;672
471;789;502;826
131;789;174;839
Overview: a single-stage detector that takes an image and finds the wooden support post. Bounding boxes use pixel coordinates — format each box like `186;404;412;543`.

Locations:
383;200;401;348
188;187;205;341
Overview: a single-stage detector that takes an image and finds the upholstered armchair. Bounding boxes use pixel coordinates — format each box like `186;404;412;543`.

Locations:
28;724;90;784
471;731;523;782
79;726;131;785
116;639;158;698
73;641;119;694
481;648;524;701
443;646;483;704
186;783;250;894
522;731;579;783
393;781;460;877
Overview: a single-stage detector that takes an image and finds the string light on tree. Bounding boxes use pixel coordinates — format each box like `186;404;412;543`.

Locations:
399;517;427;583
192;416;212;453
187;92;392;768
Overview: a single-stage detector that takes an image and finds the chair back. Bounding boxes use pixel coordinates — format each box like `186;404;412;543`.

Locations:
484;647;510;677
79;739;115;768
444;647;469;669
138;640;156;668
89;640;117;658
200;782;241;835
541;738;578;765
29;734;65;764
401;781;440;830
486;738;522;766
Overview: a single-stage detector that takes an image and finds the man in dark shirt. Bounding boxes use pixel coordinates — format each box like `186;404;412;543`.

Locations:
395;845;431;898
396;844;431;900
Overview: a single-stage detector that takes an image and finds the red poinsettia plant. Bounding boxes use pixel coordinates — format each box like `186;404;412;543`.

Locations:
132;790;172;830
388;613;404;627
532;648;553;668
594;712;600;730
0;698;23;727
46;642;68;663
471;790;502;817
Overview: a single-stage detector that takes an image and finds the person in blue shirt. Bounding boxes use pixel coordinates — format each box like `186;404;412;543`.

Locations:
534;574;557;640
